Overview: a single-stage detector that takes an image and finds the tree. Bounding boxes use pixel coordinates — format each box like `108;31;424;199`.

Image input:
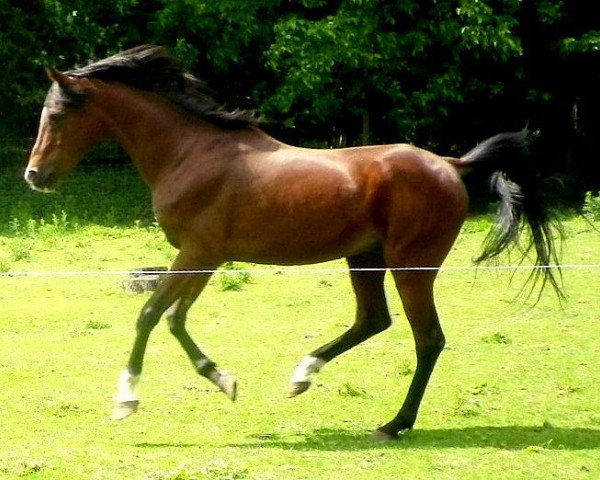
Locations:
0;0;46;136
519;0;600;194
149;0;279;113
263;0;524;147
1;0;598;195
0;0;153;135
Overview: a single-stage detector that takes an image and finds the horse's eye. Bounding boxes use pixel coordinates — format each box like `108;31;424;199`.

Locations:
47;111;65;126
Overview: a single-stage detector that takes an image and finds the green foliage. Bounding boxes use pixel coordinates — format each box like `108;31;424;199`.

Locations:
456;0;522;61
85;319;112;330
151;463;249;480
0;1;44;135
535;1;564;25
41;0;144;59
481;332;512;345
582;192;600;221
0;0;149;135
560;30;600;55
153;1;270;69
1;0;598;191
264;1;469;142
218;261;253;292
338;382;369;398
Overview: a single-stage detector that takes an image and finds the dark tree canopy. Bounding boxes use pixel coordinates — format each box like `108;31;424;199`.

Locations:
1;0;598;198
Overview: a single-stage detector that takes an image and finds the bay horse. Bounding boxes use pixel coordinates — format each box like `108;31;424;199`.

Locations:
24;45;562;441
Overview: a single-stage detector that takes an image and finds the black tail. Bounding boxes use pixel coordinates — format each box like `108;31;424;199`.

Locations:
458;128;564;300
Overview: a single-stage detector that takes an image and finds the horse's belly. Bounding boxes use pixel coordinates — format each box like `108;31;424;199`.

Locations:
223;215;379;265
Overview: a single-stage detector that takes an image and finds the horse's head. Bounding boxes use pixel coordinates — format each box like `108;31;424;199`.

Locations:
24;68;109;192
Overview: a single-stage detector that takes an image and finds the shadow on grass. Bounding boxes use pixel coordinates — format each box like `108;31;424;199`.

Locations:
223;425;600;451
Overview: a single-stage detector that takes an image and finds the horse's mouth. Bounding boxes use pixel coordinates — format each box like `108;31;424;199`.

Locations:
24;167;58;193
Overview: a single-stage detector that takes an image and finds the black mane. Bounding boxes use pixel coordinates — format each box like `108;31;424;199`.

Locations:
59;45;258;129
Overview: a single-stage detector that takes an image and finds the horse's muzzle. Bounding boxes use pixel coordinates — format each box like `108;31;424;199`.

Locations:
24;166;57;192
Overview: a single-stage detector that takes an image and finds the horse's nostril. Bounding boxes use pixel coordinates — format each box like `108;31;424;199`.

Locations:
25;168;39;183
24;166;57;192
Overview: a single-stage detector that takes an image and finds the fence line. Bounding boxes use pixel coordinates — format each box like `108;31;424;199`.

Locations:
0;264;598;278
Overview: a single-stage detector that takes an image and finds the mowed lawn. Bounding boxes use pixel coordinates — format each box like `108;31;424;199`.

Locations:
0;186;599;478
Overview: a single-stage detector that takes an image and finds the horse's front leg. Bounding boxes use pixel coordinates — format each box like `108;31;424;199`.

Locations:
112;273;186;419
113;255;222;419
165;276;237;401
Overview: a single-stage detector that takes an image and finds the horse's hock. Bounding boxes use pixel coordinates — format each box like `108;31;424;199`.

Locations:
122;267;167;293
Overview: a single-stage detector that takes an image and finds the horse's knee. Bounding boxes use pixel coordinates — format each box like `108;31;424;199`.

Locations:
136;305;162;333
357;306;391;336
165;310;184;336
417;332;446;361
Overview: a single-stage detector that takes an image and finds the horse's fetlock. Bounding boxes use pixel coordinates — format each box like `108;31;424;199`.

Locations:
418;338;445;359
291;356;326;384
195;358;217;377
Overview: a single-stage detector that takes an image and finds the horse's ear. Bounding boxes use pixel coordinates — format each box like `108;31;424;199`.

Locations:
46;67;81;91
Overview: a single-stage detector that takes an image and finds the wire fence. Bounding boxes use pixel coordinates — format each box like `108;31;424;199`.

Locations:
1;263;598;278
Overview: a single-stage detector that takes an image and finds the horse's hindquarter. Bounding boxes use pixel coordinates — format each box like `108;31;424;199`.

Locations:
372;146;469;267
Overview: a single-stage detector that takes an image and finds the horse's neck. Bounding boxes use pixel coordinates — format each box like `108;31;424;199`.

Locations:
91;83;217;186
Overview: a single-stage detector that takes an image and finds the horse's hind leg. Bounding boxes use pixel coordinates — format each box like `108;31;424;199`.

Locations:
289;251;391;396
373;268;445;441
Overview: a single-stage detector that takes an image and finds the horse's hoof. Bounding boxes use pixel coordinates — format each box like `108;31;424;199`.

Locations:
112;400;139;420
216;371;237;401
370;429;399;443
288;381;310;398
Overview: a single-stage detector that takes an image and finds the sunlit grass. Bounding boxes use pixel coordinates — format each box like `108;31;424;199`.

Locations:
0;216;598;479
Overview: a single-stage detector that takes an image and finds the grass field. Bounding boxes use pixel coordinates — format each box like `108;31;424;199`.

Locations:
0;160;599;479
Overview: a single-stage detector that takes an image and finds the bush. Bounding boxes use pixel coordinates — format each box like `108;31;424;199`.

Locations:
218;262;253;292
583;191;600;221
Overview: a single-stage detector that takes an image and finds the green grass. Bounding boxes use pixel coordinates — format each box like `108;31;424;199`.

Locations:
0;220;598;479
0;159;599;479
0;156;154;232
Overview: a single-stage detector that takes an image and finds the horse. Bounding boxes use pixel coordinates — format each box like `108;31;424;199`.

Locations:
24;45;562;441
